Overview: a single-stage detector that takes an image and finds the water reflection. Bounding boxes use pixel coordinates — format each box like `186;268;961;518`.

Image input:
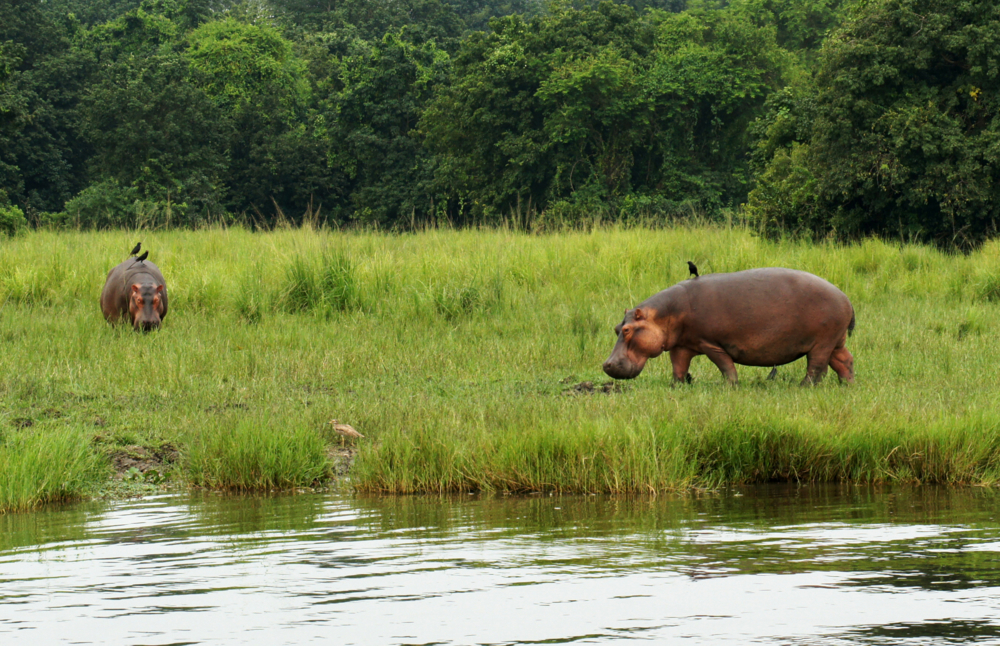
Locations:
1;485;1000;644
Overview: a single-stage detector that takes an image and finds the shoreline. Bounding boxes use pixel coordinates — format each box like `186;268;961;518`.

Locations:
4;226;1000;511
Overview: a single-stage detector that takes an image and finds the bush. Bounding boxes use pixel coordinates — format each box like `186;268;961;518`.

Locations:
280;253;361;316
744;143;821;236
60;181;140;229
0;204;27;236
184;417;330;491
318;252;360;313
0;430;107;512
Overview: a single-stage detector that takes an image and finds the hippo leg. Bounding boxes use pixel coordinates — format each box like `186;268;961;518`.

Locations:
801;348;834;386
829;347;855;384
704;347;739;385
669;348;696;385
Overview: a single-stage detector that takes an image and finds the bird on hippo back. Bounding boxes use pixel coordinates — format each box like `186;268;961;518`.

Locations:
100;250;169;332
603;267;855;386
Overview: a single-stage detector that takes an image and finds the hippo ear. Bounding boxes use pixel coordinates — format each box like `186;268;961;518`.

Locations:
633;308;645;321
131;284;141;294
155;284;164;293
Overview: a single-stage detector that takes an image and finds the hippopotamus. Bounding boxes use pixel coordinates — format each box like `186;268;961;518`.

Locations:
603;268;855;386
100;258;168;331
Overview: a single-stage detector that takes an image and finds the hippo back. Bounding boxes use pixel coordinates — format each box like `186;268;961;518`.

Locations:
661;267;852;367
100;259;169;323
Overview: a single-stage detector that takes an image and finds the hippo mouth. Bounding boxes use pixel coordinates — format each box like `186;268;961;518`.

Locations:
134;319;161;333
602;353;647;380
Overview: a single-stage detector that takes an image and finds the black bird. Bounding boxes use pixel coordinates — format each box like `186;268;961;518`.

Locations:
129;242;141;257
134;250;149;264
687;261;699;278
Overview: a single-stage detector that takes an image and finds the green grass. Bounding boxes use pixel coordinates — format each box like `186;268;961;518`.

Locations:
3;224;1000;502
184;416;330;491
0;428;107;512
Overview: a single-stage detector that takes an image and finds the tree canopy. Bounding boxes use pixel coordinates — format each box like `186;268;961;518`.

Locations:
747;0;1000;245
1;0;998;245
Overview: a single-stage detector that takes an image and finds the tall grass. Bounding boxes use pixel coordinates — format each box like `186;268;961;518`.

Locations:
184;417;329;491
0;429;107;512
4;225;1000;497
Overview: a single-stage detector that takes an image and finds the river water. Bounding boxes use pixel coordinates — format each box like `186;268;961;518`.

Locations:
2;485;1000;645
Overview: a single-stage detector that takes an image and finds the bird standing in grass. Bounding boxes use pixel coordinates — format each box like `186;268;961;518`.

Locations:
129;242;141;257
687;261;699;278
134;250;148;264
330;420;364;446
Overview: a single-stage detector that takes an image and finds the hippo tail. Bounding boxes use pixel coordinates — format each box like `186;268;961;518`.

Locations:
848;308;856;337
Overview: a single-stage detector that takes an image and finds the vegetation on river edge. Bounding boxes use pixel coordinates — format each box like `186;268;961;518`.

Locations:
4;225;1000;510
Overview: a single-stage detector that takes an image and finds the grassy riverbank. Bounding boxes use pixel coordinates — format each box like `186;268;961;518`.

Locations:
3;225;1000;509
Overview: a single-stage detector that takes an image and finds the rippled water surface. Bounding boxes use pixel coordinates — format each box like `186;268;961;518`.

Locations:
3;486;1000;644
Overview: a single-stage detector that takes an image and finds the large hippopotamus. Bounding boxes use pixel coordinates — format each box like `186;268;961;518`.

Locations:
603;268;855;385
100;258;168;331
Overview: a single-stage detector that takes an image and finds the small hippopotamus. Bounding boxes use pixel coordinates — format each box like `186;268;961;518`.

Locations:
100;258;169;331
603;268;855;386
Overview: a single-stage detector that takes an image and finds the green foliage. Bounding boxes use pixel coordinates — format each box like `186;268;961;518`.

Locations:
79;52;229;220
443;0;545;31
184;416;330;490
38;0;146;27
0;429;107;513
0;200;28;236
0;1;91;216
188;18;322;217
729;0;846;59
0;42;17;88
188;18;308;114
749;0;1000;246
316;31;451;224
84;0;198;60
11;227;1000;494
280;252;361;315
11;0;997;242
281;0;466;48
423;2;788;222
59;180;138;228
235;263;267;323
319;251;360;312
429;275;504;320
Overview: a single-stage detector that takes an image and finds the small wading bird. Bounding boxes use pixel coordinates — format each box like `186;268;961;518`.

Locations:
687;260;699;278
329;419;364;446
129;242;141;257
134;250;148;264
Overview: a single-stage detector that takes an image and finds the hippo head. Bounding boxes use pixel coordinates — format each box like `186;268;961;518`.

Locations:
128;283;164;332
602;307;666;379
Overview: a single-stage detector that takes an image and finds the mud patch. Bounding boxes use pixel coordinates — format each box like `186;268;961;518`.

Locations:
327;446;357;478
205;402;249;413
563;381;627;395
111;444;179;479
11;417;33;429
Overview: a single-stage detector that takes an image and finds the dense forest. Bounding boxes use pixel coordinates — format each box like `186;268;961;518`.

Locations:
0;0;997;244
